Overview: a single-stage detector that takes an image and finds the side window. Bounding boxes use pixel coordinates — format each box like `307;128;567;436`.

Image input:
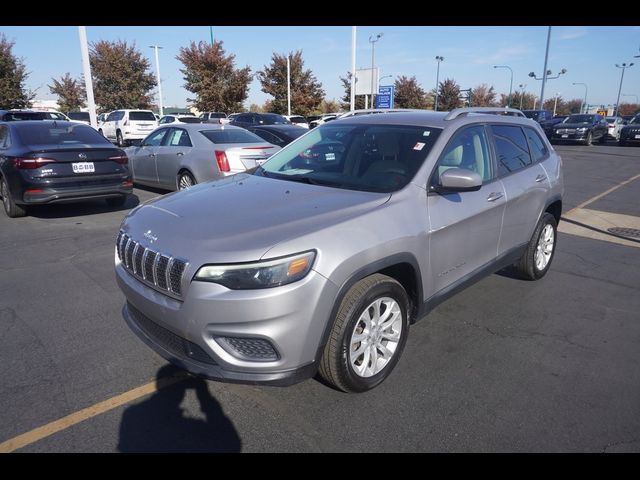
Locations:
236;114;250;123
0;126;9;148
143;128;168;146
115;111;125;121
106;112;115;122
432;125;492;186
523;127;548;162
165;129;192;147
492;125;532;176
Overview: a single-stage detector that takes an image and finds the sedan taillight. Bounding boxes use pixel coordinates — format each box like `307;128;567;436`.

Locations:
108;154;129;165
215;150;230;172
13;157;56;169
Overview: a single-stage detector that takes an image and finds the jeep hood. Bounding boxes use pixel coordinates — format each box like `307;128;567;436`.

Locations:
120;173;390;264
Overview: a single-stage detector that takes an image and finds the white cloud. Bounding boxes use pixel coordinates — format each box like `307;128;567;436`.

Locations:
556;26;588;41
473;46;532;65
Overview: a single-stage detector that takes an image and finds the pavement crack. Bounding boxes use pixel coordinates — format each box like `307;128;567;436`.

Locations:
602;438;640;453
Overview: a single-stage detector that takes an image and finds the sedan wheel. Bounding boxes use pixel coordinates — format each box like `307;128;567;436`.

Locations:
178;172;196;190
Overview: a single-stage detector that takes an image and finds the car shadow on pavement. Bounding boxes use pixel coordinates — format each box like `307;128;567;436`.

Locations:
25;195;140;219
117;365;242;453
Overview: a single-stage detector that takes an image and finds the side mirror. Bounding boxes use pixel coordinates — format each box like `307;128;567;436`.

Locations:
437;168;482;192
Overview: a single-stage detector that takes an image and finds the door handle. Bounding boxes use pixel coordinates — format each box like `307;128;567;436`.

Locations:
486;192;504;202
176;152;184;156
535;174;547;183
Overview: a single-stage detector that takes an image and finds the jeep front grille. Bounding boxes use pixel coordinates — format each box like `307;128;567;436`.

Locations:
116;231;188;298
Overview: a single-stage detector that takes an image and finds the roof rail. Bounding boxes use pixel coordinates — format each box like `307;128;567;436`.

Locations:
339;108;420;118
444;107;526;120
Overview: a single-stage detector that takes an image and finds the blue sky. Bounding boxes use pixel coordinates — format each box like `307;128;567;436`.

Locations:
1;25;639;109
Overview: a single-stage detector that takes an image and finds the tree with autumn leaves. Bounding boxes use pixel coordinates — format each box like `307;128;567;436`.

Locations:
48;73;86;112
0;33;34;109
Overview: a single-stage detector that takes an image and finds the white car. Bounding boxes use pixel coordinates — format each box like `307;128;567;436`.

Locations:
158;115;203;125
284;115;309;129
98;109;158;147
605;116;624;141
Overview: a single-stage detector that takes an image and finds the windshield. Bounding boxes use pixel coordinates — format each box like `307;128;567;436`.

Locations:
67;112;90;121
260;114;290;125
200;129;264;144
15;123;113;146
564;115;594;124
289;116;306;124
630;116;640;125
256;123;442;193
177;117;202;124
523;111;542;120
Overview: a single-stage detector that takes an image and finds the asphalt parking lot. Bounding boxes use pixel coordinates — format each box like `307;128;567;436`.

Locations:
1;143;639;452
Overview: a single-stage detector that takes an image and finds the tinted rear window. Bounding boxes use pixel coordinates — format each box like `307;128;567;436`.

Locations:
208;112;226;118
200;129;264;144
14;123;112;146
289;116;306;123
128;111;157;121
178;117;203;124
2;111;46;121
260;114;289;125
67;112;90;121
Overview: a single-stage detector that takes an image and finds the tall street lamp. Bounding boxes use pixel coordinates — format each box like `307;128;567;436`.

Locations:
518;83;526;109
493;65;513;107
615;62;634;116
434;56;444;111
149;45;164;117
553;92;561;116
529;68;567;109
572;82;588;114
369;33;383;108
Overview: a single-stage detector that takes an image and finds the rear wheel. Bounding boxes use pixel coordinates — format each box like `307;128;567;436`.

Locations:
1;177;27;218
514;212;557;280
105;195;127;207
177;171;196;190
116;130;125;147
318;274;410;393
598;132;606;144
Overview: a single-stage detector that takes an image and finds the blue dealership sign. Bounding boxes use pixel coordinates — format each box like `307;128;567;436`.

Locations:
376;85;394;109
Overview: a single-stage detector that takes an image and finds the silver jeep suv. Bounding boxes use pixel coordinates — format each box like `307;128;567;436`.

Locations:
115;108;563;392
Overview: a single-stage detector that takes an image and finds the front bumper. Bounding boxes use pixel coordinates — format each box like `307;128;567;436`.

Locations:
550;132;590;143
116;259;339;385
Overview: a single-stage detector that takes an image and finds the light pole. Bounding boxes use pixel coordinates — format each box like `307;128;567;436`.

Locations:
78;27;97;129
149;45;164;117
553;92;560;116
379;74;393;87
434;55;444;111
519;84;526;109
529;68;567;109
369;33;383;108
572;82;588;114
615;63;634;116
493;65;513;107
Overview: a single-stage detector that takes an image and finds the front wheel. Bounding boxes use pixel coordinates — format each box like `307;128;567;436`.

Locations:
585;131;593;146
116;131;125;147
514;212;557;280
318;274;410;393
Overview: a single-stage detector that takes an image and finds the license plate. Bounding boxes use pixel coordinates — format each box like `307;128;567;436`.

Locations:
562;134;568;138
72;162;95;173
635;135;640;139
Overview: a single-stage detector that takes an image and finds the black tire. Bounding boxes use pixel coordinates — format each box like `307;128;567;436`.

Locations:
177;171;196;190
514;212;557;281
105;195;127;207
1;177;27;218
585;131;593;146
318;273;410;393
598;133;606;144
116;130;125;147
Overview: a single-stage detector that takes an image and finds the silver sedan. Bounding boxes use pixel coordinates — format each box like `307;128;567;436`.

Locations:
126;124;280;191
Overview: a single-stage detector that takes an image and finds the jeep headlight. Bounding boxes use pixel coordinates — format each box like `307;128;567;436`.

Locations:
194;251;316;289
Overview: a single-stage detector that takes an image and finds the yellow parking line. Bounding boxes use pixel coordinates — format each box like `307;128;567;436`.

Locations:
0;374;186;453
567;173;640;215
